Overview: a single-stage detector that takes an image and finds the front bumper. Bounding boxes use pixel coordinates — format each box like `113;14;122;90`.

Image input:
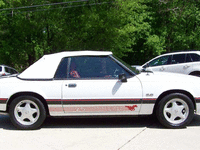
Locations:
0;103;6;112
195;103;200;115
0;111;8;115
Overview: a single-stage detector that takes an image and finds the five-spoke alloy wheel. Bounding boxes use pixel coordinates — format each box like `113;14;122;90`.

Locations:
156;93;194;128
9;96;46;130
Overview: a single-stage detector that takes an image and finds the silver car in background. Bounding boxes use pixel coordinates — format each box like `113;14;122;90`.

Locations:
133;51;200;76
0;65;18;76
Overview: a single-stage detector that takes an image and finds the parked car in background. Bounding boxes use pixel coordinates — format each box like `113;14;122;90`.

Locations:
133;51;200;76
0;65;18;76
0;51;200;130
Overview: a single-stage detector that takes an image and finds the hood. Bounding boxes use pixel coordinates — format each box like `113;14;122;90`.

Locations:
137;71;199;82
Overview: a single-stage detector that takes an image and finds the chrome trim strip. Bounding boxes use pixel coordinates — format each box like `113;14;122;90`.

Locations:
49;105;64;116
50;112;139;116
17;76;53;81
49;104;141;116
139;104;154;115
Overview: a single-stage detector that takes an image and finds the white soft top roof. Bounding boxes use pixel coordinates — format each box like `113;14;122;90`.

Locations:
18;51;112;79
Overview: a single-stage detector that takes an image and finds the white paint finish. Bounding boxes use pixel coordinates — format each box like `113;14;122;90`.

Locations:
62;77;142;115
137;72;200;99
62;78;142;99
2;80;63;101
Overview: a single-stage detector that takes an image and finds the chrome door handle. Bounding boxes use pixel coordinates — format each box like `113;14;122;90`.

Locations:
184;65;190;69
160;67;165;71
68;84;77;88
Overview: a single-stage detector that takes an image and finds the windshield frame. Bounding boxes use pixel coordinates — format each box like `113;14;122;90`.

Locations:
109;55;137;76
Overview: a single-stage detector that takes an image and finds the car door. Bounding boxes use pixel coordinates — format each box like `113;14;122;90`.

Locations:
166;54;188;74
56;56;143;116
188;53;200;74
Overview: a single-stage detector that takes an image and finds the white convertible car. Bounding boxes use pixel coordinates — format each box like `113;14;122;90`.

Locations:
0;51;200;129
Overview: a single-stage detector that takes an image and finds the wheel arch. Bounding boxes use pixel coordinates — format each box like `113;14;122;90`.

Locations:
6;92;50;115
189;71;200;76
153;90;196;114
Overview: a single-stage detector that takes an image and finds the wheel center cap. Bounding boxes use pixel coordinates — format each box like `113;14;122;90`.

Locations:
25;110;29;114
174;109;178;114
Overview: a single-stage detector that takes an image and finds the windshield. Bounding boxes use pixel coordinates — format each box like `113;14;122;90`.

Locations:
111;55;138;75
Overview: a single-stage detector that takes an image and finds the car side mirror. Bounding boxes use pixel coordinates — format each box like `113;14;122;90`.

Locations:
119;74;127;83
142;63;153;72
143;63;149;69
141;63;149;72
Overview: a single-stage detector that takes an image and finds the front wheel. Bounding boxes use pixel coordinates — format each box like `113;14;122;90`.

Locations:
9;96;46;130
156;93;194;128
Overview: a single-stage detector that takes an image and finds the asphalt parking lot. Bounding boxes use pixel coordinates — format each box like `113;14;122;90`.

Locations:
0;114;200;150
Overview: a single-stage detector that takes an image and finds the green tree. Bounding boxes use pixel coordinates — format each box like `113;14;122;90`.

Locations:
117;0;165;65
1;0;200;70
155;0;200;52
0;0;123;71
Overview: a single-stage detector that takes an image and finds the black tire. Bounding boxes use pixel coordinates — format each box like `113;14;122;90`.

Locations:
9;96;46;130
156;93;194;128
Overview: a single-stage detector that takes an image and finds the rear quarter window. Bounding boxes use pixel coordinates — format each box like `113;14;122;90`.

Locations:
171;54;186;64
190;54;200;62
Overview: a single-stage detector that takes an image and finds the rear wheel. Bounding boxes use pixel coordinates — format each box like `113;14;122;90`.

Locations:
156;93;194;128
9;96;46;130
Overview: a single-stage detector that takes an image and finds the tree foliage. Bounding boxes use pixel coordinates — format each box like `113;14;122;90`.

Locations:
0;0;200;71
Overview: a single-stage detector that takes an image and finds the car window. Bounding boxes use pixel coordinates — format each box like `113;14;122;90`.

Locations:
55;56;132;79
171;54;186;64
10;68;18;74
1;66;18;75
186;54;192;62
5;67;10;73
13;69;18;74
54;58;69;79
10;69;14;74
148;55;171;67
190;53;200;62
0;67;2;72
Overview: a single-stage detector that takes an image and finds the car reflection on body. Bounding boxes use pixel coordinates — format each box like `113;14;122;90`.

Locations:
0;51;200;130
